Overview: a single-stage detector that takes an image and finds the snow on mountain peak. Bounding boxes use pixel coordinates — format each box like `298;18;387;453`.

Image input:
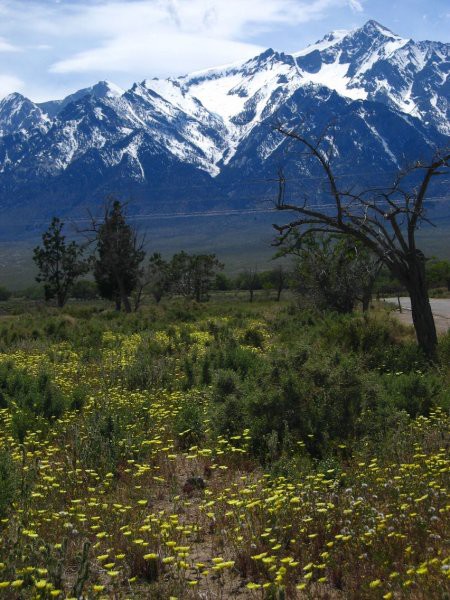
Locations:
0;20;448;188
91;80;125;99
0;92;48;136
361;20;399;38
294;29;349;57
1;92;27;104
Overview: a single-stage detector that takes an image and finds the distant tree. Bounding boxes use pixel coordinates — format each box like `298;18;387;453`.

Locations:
71;280;98;301
239;268;261;303
426;259;450;291
89;200;145;313
0;286;11;302
133;252;171;310
290;233;380;314
190;254;224;302
373;267;405;298
33;217;90;308
17;285;45;301
170;251;194;298
268;265;288;302
214;272;233;291
170;252;223;302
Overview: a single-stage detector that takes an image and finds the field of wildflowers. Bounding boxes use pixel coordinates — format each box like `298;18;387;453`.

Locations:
0;299;448;599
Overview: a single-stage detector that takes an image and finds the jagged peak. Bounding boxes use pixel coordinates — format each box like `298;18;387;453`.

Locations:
254;47;276;60
321;29;350;43
0;92;33;105
360;20;400;38
294;29;349;57
91;80;125;98
244;47;295;67
294;20;406;58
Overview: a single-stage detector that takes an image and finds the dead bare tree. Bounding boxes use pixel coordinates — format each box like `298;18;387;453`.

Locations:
273;123;450;360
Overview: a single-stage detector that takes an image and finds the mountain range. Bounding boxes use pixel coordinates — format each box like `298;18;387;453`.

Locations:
0;20;449;238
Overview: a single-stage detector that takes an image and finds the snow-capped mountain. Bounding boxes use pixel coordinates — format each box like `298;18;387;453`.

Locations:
0;93;49;137
293;20;450;134
39;80;125;119
0;20;448;236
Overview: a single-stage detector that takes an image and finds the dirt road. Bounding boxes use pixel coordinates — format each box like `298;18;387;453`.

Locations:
384;298;450;334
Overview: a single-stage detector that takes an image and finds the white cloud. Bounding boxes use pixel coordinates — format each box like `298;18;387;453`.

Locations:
0;37;20;52
0;74;24;97
348;0;364;12
48;0;347;76
51;34;264;77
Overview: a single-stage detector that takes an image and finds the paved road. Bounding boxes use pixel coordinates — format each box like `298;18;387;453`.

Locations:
384;297;450;333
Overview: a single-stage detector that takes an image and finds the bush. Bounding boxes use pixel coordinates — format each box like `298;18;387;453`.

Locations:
0;362;68;440
70;385;88;411
241;327;265;349
213;369;241;401
71;280;98;300
18;285;45;300
0;285;11;301
380;371;441;417
174;395;206;449
77;411;123;475
0;449;17;517
323;313;428;372
121;337;174;390
438;331;450;366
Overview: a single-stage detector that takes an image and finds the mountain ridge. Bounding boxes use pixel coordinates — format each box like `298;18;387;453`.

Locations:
0;20;448;237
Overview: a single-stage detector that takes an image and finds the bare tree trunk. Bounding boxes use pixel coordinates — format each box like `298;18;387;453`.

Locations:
115;295;121;311
249;288;254;303
134;285;144;312
57;293;65;308
122;294;132;313
407;281;438;361
276;284;282;302
362;290;371;313
116;274;132;313
402;254;438;360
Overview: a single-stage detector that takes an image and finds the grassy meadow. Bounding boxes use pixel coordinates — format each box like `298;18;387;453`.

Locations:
0;295;449;599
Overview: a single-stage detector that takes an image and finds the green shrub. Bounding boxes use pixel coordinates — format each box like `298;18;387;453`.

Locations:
380;371;441;417
18;285;45;300
0;449;17;517
0;286;11;301
71;280;98;300
0;362;68;440
213;369;241;401
438;331;450;366
70;385;88;411
78;411;123;474
174;396;206;450
241;327;265;348
121;338;174;390
213;395;245;437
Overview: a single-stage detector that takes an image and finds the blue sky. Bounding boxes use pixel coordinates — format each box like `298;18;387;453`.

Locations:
0;0;448;102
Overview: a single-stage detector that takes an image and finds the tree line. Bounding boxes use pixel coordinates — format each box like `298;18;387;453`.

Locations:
28;199;450;320
31;200;226;312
